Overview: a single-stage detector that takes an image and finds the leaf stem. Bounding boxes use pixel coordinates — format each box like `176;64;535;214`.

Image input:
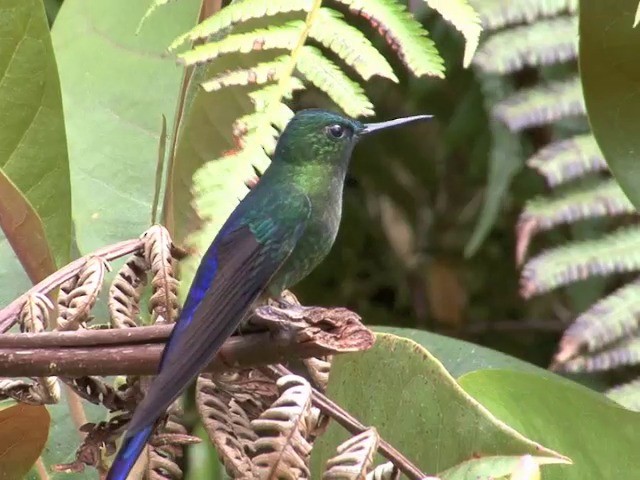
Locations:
267;364;438;480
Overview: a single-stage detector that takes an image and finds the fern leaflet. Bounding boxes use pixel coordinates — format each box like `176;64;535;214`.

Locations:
527;134;606;186
469;0;577;30
169;0;313;50
519;179;634;235
607;379;640;412
560;336;640;373
494;77;584;131
297;46;374;117
333;0;445;78
520;226;640;298
311;8;398;82
474;16;577;74
423;0;482;67
555;278;640;364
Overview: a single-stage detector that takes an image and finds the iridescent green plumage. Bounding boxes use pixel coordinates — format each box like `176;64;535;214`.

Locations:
107;108;431;480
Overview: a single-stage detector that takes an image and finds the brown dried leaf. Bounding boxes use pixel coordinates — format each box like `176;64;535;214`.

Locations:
197;375;259;478
303;355;333;392
108;250;149;328
143;225;179;325
56;257;110;331
62;377;132;412
323;428;380;480
213;369;279;417
148;401;199;480
249;375;314;479
53;413;130;474
17;293;61;404
0;378;60;405
18;292;53;333
365;462;400;480
252;305;374;353
0;168;57;284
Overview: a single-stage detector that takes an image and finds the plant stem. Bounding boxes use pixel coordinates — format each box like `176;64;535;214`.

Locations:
267;365;438;480
0;325;372;377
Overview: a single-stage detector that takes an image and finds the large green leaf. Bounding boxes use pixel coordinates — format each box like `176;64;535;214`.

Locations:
0;401;50;479
310;333;566;477
376;327;607;391
51;0;201;254
374;326;547;377
579;0;640;211
0;0;71;306
460;369;640;479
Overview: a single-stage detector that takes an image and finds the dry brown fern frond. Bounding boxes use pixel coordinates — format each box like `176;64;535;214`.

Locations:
56;256;110;330
143;225;179;325
248;374;315;479
323;428;380;479
109;249;148;328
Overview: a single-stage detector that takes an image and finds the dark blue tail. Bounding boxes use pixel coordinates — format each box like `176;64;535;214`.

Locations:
106;425;154;480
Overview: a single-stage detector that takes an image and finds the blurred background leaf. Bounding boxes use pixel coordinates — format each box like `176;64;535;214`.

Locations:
51;0;201;254
0;0;71;307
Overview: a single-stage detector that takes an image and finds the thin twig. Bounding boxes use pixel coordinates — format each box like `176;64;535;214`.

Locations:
0;239;143;333
266;365;437;480
0;328;370;377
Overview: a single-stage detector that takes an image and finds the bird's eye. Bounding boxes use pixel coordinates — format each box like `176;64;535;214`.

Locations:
326;124;346;139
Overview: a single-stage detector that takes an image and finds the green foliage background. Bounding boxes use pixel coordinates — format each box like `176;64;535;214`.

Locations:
3;0;640;478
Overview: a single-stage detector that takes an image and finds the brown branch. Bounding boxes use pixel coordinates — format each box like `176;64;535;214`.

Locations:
266;365;438;480
0;324;174;349
0;321;373;377
0;239;143;333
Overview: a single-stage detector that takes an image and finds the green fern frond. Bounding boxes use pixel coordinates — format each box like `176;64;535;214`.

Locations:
310;8;398;82
519;179;634;235
494;77;584;131
248;79;305;111
334;0;445;78
555;279;640;365
527;134;607;187
520;226;640;298
422;0;482;67
607;379;640;411
473;16;577;74
297;46;374;117
559;336;640;373
177;22;303;67
470;0;577;30
201;56;290;92
169;0;312;51
137;0;176;33
235;103;295;150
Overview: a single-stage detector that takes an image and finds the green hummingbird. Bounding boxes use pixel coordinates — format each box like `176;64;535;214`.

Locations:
107;108;432;479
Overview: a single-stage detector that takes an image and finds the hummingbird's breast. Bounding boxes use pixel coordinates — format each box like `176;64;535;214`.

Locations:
267;166;345;295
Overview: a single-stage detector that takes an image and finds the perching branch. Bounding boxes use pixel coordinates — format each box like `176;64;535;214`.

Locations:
266;365;438;480
0;307;374;377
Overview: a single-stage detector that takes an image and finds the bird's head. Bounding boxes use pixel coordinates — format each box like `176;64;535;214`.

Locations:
273;109;432;168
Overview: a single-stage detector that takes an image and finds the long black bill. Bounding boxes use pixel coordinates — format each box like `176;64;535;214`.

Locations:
361;114;433;135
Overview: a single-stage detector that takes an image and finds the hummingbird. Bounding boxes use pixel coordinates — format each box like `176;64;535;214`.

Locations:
106;108;431;479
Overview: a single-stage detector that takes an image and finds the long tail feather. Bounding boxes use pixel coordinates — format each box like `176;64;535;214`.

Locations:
106;425;154;480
